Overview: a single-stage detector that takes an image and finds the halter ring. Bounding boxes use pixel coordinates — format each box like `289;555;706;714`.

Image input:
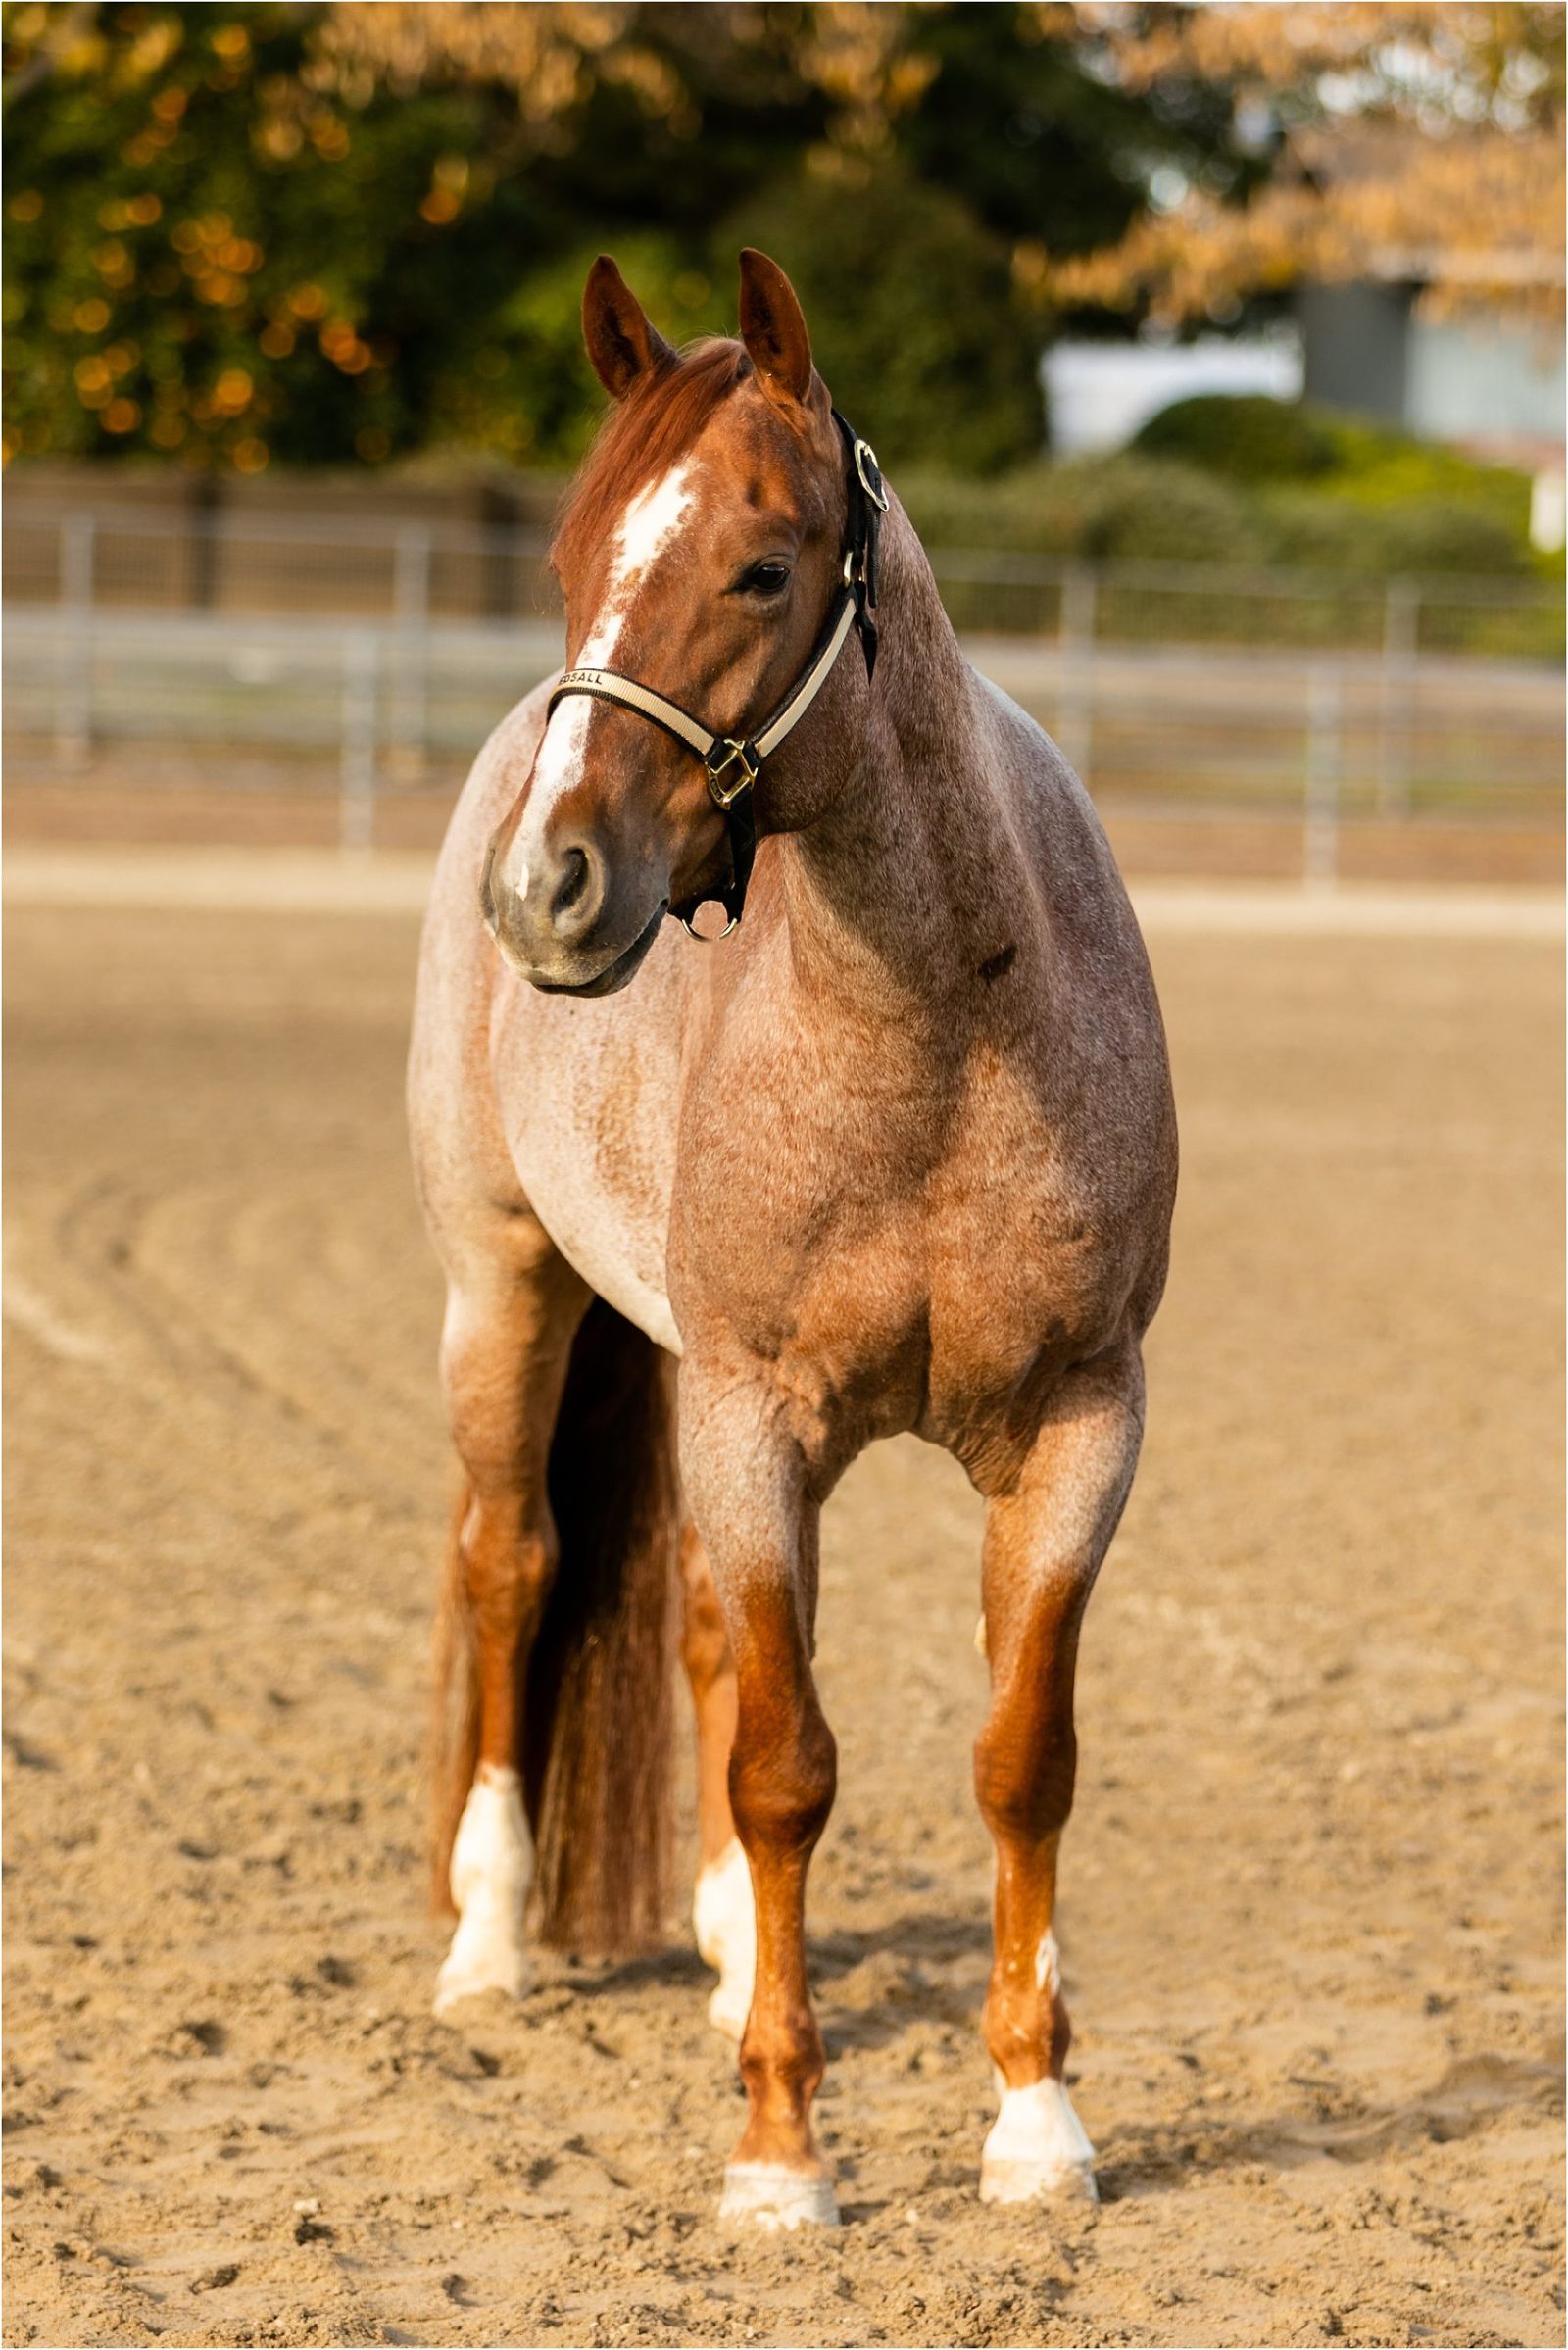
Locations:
680;906;741;943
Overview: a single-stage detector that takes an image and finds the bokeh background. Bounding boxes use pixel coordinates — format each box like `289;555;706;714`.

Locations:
2;0;1564;875
3;12;1564;2350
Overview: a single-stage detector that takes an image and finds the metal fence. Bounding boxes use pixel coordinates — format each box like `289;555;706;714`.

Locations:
4;502;1563;877
7;500;1563;657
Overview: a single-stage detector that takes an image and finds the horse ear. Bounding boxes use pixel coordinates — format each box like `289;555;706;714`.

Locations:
738;248;813;407
582;255;675;400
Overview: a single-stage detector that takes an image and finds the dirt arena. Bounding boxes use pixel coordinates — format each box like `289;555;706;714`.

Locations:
4;872;1562;2349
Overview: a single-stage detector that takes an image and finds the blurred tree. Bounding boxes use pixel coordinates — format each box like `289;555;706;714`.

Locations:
720;166;1042;473
2;1;568;469
0;0;1356;476
1045;3;1566;328
885;2;1254;254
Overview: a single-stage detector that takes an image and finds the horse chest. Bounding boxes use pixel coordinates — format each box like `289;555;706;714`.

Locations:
672;1051;1123;1477
496;992;683;1355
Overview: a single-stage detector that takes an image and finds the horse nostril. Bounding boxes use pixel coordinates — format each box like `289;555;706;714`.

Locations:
547;840;605;940
551;846;591;919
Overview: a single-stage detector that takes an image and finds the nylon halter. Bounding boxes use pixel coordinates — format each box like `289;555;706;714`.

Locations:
547;409;888;938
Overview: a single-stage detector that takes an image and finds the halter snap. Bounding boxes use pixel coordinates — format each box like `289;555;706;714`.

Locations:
547;410;884;934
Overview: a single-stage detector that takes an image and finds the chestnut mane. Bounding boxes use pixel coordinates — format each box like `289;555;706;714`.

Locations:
552;339;753;581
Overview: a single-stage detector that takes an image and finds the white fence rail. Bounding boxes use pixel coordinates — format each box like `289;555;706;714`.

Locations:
4;606;1560;877
3;500;1561;879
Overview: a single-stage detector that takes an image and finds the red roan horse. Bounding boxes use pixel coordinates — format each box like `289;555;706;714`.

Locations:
408;251;1176;2228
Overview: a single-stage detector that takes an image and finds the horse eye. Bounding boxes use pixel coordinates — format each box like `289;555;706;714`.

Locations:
739;563;791;597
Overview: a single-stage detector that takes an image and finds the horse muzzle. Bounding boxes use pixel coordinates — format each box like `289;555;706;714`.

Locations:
480;836;666;997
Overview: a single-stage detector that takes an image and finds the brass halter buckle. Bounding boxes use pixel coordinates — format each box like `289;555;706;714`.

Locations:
704;737;760;808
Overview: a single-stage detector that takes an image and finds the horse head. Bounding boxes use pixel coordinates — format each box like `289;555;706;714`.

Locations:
482;249;864;995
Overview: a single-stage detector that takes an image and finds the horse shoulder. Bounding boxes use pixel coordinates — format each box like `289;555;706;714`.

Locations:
956;669;1178;1321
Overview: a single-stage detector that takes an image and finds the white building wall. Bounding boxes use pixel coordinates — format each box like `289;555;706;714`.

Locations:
1042;331;1304;456
1405;317;1566;444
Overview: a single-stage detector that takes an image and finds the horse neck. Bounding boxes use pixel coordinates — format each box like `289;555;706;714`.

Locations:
774;507;1037;1021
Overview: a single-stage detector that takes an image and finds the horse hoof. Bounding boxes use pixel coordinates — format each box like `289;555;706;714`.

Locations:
432;1927;527;2017
980;2079;1098;2207
718;2162;840;2230
980;2154;1099;2207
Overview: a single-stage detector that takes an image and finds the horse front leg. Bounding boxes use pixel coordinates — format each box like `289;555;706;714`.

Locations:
679;1365;838;2229
680;1519;755;2040
431;1224;588;2015
973;1340;1146;2206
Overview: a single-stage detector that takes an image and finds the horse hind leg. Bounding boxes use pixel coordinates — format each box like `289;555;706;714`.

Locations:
972;1340;1145;2206
429;1225;588;2016
681;1519;755;2039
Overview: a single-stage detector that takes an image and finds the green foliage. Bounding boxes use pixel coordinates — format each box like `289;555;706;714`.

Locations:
1132;394;1338;482
718;169;1041;475
1;0;1247;476
887;1;1254;252
430;236;729;470
1257;489;1528;577
1129;393;1537;572
897;455;1263;564
2;3;554;469
1308;416;1534;539
898;449;1530;580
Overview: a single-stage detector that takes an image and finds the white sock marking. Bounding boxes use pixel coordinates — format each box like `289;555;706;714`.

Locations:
433;1763;531;2015
693;1836;755;2040
718;2160;839;2230
981;2075;1098;2204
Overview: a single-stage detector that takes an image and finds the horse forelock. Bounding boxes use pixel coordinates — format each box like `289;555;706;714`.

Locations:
552;339;754;586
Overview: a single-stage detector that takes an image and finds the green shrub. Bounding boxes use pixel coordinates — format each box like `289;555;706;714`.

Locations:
1316;419;1533;538
716;170;1043;476
1132;394;1534;551
1259;488;1527;576
897;453;1263;564
1372;500;1529;577
1132;394;1338;481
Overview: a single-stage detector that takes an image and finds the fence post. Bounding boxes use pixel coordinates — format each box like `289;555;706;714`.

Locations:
1056;562;1097;786
340;629;379;852
56;514;95;767
1377;577;1419;818
391;524;432;775
1304;664;1343;890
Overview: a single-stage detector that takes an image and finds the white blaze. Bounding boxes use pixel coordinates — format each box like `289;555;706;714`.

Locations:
502;460;697;895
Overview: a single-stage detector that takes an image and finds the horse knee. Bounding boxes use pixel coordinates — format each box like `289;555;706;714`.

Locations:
974;1718;1077;1847
460;1497;556;1637
729;1705;837;1861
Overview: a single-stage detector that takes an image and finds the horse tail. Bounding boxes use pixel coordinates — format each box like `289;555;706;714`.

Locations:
523;1297;680;1956
427;1476;480;1917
